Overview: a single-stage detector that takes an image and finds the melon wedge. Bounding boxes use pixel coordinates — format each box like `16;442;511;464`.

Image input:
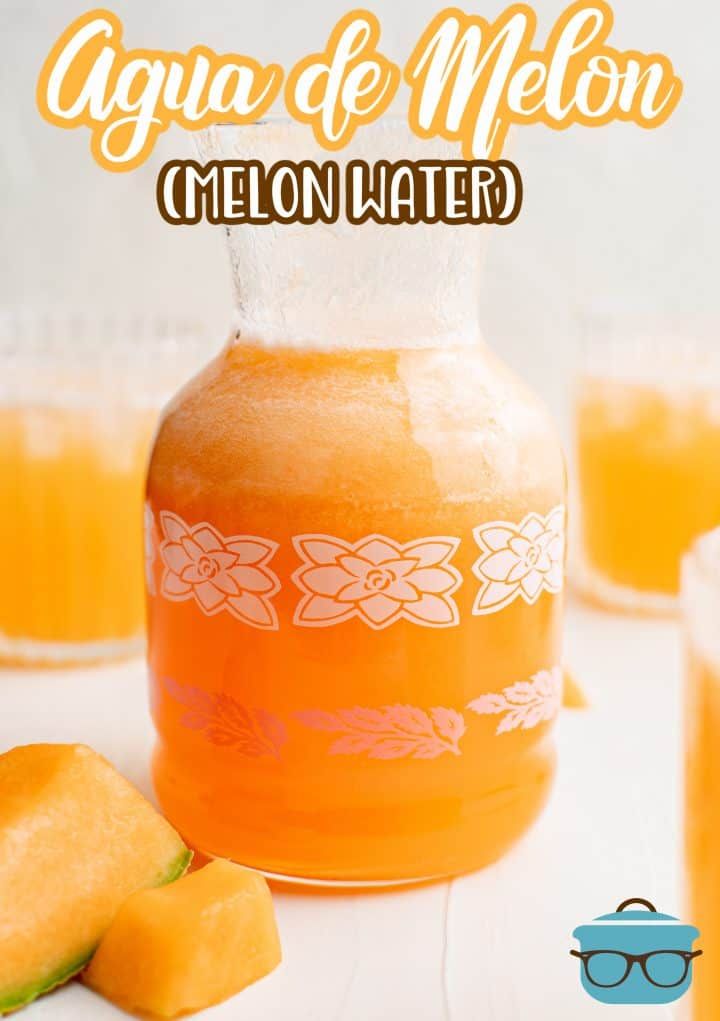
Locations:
84;859;281;1017
0;744;190;1014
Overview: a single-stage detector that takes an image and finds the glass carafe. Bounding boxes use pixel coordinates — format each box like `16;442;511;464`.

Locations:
146;121;566;884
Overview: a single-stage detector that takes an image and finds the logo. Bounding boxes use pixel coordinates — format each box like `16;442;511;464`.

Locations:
571;898;702;1005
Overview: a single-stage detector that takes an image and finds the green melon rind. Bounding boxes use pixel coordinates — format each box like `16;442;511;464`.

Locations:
0;847;192;1015
153;846;193;888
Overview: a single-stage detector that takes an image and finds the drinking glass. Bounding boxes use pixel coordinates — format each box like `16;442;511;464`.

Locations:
0;313;209;665
574;332;720;613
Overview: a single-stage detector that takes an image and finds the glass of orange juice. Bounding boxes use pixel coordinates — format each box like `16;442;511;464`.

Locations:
683;527;720;1019
146;121;567;885
574;333;720;613
0;314;208;665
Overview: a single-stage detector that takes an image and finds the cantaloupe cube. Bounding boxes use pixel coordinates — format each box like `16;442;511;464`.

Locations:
84;860;282;1017
0;744;190;1014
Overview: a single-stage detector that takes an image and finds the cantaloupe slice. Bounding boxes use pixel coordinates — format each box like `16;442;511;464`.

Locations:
84;859;281;1017
0;744;190;1014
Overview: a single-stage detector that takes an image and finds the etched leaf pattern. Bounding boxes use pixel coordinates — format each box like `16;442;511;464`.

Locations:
467;667;562;735
295;704;466;759
162;676;287;758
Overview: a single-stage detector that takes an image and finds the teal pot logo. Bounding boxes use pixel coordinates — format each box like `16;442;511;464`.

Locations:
571;899;701;1005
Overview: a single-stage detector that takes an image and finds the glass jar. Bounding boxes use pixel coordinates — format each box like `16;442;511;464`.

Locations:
146;122;566;884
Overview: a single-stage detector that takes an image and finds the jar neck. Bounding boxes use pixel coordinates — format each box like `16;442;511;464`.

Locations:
225;218;485;352
229;314;485;353
202;121;489;353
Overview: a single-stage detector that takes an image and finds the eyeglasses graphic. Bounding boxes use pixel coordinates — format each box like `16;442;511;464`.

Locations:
570;949;703;989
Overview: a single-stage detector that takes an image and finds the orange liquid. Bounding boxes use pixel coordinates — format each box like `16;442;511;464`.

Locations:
685;646;720;1019
0;404;155;658
577;379;720;597
147;343;565;882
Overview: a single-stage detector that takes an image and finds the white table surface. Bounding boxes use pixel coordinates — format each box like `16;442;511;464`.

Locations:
1;599;685;1020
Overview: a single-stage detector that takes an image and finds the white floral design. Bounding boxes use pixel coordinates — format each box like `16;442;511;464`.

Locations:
467;667;562;734
292;534;462;629
158;512;280;630
472;506;564;615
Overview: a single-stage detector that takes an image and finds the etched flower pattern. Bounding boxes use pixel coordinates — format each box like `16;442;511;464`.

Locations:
472;506;565;615
295;704;466;758
292;534;462;629
158;511;280;630
467;667;562;734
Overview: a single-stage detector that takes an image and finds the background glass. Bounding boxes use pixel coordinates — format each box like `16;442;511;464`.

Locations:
0;312;211;665
574;331;720;614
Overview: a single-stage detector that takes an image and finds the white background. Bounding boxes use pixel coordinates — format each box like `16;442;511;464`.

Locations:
1;0;719;422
